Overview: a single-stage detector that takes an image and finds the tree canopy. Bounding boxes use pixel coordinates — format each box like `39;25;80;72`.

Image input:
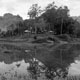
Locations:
41;2;75;35
28;4;41;19
0;2;80;38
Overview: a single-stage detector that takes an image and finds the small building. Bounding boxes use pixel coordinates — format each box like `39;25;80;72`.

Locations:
24;30;31;33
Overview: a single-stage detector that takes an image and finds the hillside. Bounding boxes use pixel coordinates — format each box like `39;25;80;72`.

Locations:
0;13;23;32
73;16;80;23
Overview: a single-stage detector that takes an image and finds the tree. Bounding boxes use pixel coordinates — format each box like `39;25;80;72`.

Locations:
28;4;42;36
55;6;70;35
45;2;57;11
41;2;57;32
34;18;47;33
23;19;35;32
28;4;41;19
42;3;74;35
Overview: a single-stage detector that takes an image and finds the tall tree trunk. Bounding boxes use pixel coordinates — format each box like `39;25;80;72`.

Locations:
60;18;63;35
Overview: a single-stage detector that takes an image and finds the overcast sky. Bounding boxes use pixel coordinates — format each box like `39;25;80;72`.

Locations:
0;0;80;19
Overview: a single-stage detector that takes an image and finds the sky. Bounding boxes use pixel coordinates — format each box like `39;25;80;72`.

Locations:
0;0;80;19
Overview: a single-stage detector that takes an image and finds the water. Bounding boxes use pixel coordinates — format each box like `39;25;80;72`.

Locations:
0;44;80;80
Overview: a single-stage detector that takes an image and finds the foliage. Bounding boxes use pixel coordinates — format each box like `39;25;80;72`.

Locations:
41;2;75;35
0;21;26;37
0;2;80;38
34;18;47;33
28;4;41;19
73;20;80;37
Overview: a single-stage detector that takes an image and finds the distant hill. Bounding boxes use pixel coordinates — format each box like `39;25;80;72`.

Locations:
0;13;23;32
72;16;80;23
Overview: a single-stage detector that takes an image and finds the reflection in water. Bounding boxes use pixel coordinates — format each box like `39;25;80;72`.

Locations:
69;60;80;75
27;58;68;80
0;44;79;80
27;58;42;80
0;60;29;80
26;44;80;80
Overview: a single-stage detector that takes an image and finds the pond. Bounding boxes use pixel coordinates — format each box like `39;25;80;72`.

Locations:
0;44;80;80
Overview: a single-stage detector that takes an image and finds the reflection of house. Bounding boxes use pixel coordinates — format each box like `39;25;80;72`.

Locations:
0;13;23;33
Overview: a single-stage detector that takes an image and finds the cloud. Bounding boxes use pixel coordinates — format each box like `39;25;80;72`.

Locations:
67;0;80;16
0;0;16;12
17;0;35;3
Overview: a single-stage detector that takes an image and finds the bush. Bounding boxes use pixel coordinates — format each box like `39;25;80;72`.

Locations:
32;38;49;43
56;34;71;41
34;36;37;40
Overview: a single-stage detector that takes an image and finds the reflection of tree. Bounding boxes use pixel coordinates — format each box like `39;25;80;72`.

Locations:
0;44;32;64
45;67;68;80
2;43;79;80
27;58;41;80
27;57;68;80
28;44;80;80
